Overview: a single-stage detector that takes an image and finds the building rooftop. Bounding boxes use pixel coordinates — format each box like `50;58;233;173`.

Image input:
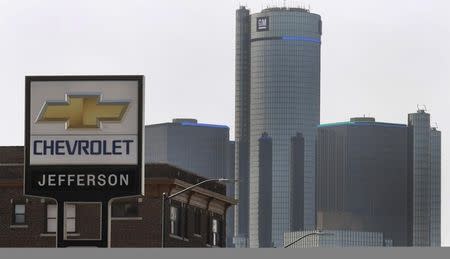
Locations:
319;119;406;128
146;163;226;195
178;122;229;129
261;7;310;13
350;117;376;122
172;118;197;124
146;119;229;130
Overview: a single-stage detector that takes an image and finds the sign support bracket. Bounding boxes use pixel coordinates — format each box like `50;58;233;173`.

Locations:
56;200;110;248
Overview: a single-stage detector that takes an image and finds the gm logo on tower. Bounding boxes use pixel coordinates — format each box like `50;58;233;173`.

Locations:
25;76;144;202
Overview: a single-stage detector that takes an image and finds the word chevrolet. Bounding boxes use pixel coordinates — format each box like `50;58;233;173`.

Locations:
32;139;134;155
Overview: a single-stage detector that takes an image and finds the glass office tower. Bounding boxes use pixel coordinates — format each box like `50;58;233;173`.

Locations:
407;110;431;246
316;117;409;246
429;127;441;247
145;119;232;180
234;6;322;247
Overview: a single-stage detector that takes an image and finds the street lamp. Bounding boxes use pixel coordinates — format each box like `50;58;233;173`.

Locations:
284;230;333;248
161;178;237;248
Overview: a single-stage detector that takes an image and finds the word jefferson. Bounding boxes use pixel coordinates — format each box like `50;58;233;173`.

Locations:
37;173;129;187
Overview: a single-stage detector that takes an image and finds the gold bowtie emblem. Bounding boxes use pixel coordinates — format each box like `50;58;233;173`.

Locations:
37;95;129;129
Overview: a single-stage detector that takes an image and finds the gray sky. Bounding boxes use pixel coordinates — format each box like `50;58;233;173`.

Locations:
0;0;449;245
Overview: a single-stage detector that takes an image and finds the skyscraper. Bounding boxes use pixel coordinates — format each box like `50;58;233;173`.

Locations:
234;6;322;247
429;127;441;247
315;111;441;247
234;6;251;248
407;110;431;246
407;109;441;247
316;117;409;246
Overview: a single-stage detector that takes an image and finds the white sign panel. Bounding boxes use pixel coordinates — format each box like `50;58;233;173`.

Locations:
29;80;139;165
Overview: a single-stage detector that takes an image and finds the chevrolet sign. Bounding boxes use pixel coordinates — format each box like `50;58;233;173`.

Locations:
24;76;144;201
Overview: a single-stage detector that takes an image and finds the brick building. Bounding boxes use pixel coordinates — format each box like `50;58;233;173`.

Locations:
0;146;236;247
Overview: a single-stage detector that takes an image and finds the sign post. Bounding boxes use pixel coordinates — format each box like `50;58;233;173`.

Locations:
24;75;144;247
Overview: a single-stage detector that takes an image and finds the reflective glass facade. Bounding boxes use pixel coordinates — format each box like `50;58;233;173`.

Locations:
430;128;441;247
290;133;305;232
258;133;273;247
316;118;408;246
248;8;321;247
407;111;431;246
145;119;232;180
234;6;251;247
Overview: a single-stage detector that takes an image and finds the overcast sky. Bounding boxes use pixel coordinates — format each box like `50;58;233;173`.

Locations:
0;0;449;245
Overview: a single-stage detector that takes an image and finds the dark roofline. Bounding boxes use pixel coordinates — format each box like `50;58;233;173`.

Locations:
146;163;227;195
318;121;407;128
145;122;229;130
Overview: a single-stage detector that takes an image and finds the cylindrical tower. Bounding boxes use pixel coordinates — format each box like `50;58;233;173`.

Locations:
248;7;322;247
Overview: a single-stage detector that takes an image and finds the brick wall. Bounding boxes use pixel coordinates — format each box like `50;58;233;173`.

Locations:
0;186;227;247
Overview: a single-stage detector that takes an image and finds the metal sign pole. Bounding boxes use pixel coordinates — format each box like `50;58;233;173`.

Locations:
57;201;65;248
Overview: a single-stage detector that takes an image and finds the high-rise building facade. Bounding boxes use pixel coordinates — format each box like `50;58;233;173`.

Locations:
234;6;322;248
145;119;232;180
258;133;273;247
290;133;305;232
407;110;441;247
316;111;441;247
234;6;251;248
429;127;441;247
407;110;430;246
316;117;409;246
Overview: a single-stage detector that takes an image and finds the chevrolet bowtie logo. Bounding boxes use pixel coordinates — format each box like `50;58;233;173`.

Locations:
37;95;129;129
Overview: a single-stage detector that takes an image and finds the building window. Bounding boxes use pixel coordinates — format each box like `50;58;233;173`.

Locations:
182;205;188;238
170;205;182;236
212;218;221;247
47;204;57;232
13;204;25;225
65;204;76;233
112;202;138;217
194;207;202;235
46;204;76;233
